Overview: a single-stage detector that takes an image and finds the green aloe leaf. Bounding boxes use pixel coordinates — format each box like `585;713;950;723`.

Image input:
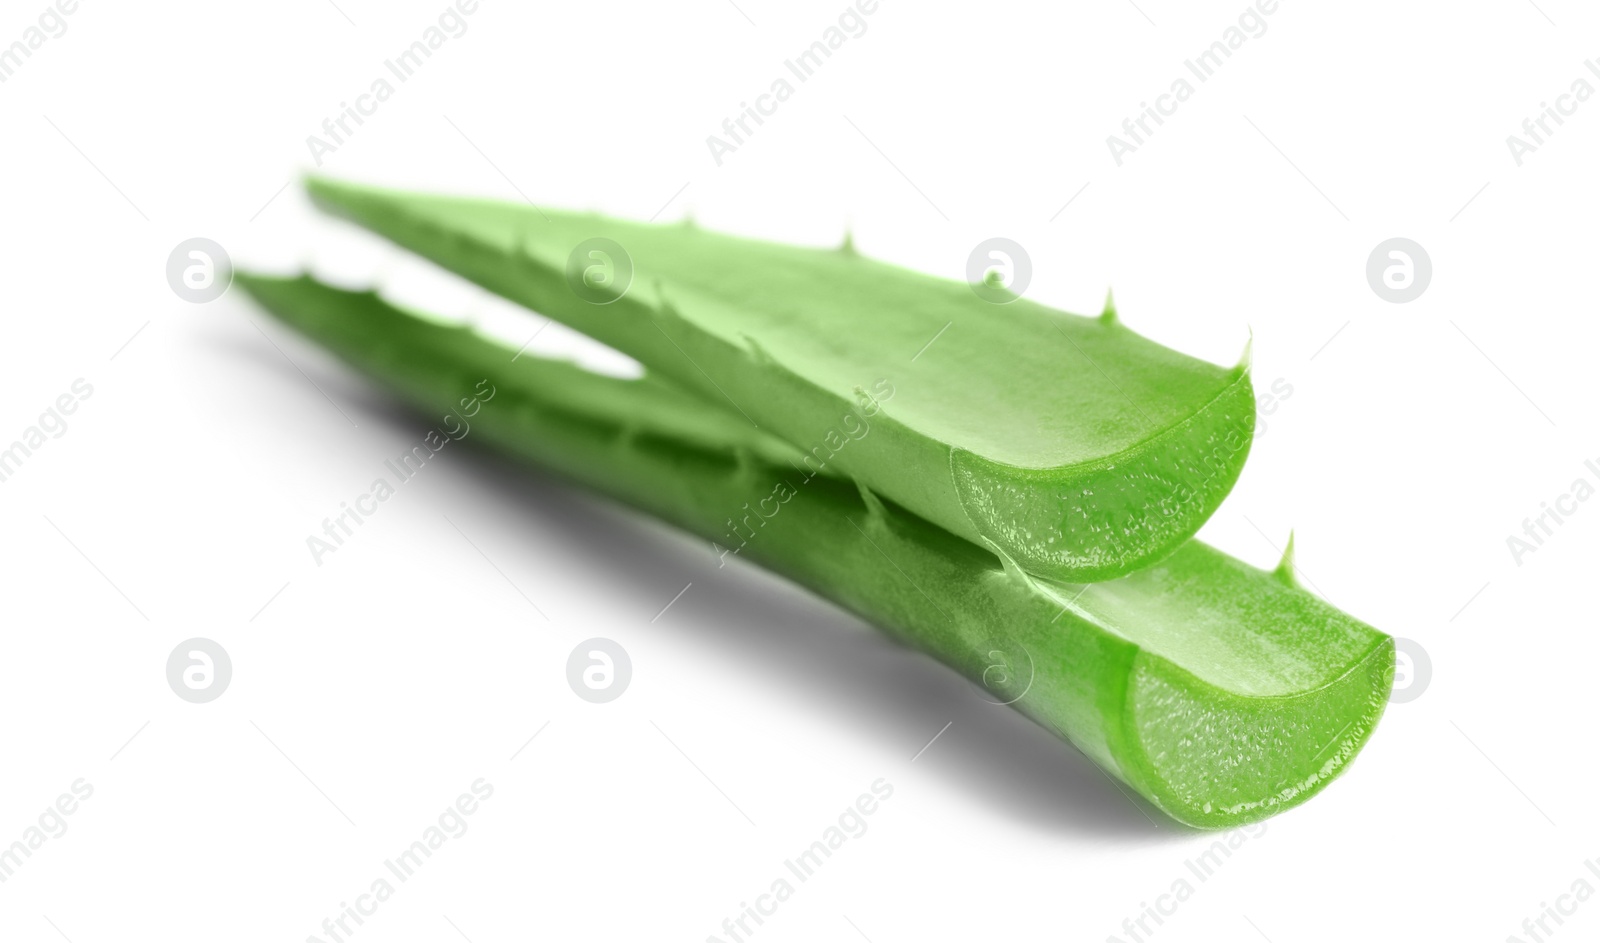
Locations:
303;177;1255;582
236;272;1391;828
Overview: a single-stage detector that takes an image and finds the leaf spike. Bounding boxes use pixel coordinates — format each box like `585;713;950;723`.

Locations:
839;227;856;255
732;445;759;481
978;536;1035;585
1236;327;1254;376
1272;530;1298;586
854;478;888;523
982;269;1016;300
651;277;680;322
1099;287;1118;325
740;332;775;365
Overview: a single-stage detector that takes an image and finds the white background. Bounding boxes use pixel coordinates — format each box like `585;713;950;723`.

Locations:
1;0;1597;940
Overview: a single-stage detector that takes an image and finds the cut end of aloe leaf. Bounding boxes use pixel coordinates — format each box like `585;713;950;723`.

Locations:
301;174;1258;582
1072;541;1394;827
1125;636;1392;827
950;372;1255;581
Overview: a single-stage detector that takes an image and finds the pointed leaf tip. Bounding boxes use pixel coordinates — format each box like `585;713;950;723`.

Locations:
1099;287;1118;325
1236;329;1254;375
1272;531;1298;586
651;278;683;322
839;229;856;254
740;332;775;364
853;478;889;523
978;536;1034;584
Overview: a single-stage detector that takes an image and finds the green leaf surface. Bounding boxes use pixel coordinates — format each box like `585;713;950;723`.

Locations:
304;176;1255;581
237;272;1391;828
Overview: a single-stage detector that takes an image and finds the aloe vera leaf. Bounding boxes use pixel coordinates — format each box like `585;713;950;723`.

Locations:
236;272;1391;828
302;176;1256;582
